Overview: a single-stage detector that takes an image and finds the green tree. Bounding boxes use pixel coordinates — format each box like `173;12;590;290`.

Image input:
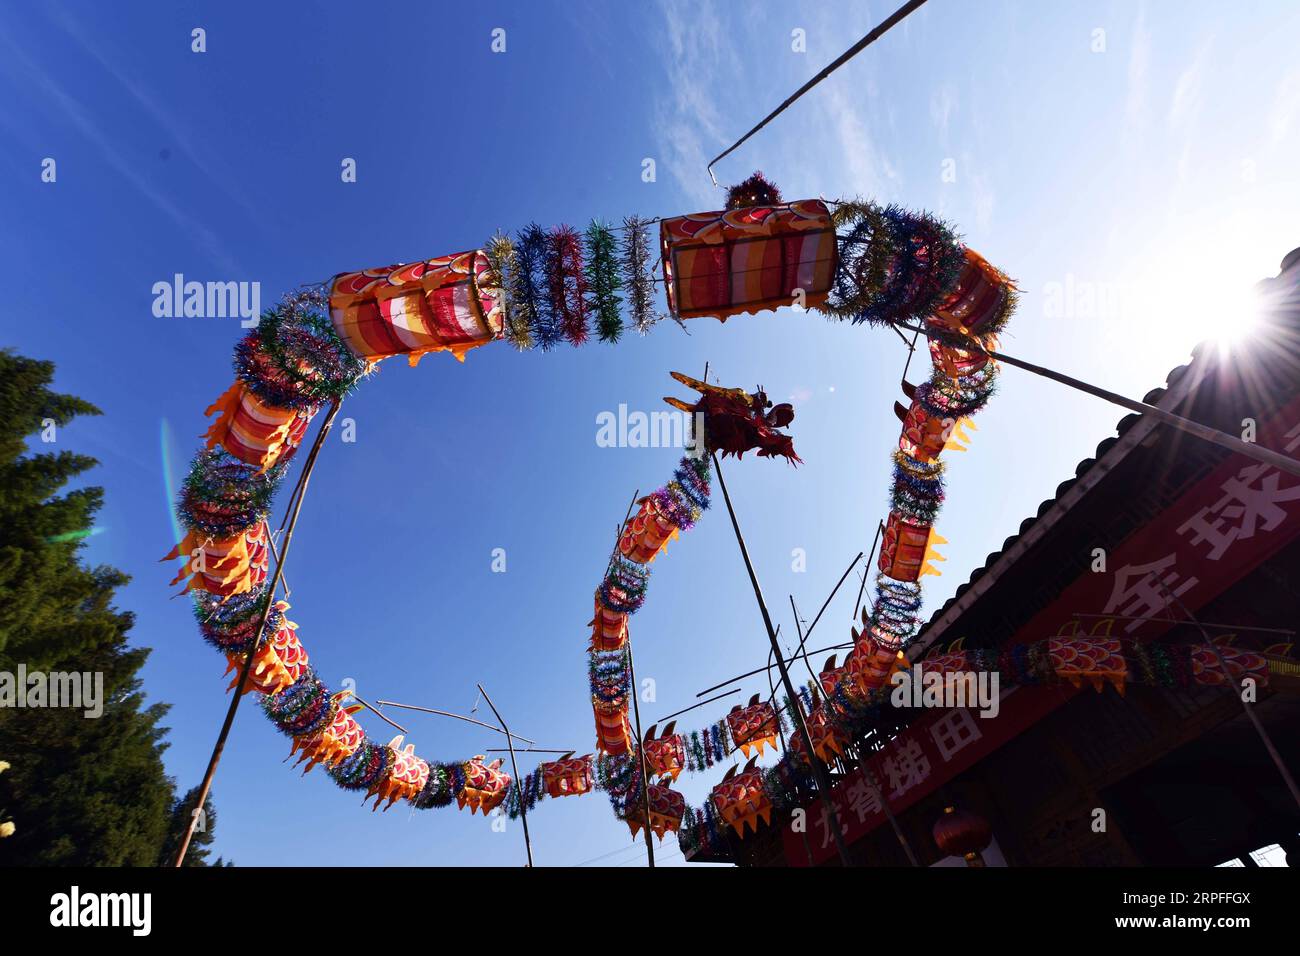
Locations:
0;350;222;866
156;786;231;867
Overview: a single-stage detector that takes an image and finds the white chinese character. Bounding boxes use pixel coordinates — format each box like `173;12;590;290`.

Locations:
844;775;884;823
1283;422;1300;455
929;708;984;762
813;802;848;849
1103;554;1198;632
882;739;931;798
1177;463;1300;560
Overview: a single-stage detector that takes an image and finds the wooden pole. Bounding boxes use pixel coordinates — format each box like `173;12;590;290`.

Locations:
605;490;655;866
654;688;742;723
785;549;864;686
173;397;342;867
476;683;534;867
625;638;656;867
374;700;536;744
891;320;1300;479
853;523;885;620
710;452;854;867
789;596;919;866
694;636;856;698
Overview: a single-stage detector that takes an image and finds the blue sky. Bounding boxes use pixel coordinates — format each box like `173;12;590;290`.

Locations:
2;0;1299;867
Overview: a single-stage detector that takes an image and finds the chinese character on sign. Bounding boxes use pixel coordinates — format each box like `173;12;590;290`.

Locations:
1177;462;1300;561
813;802;848;849
881;738;931;799
1284;422;1300;455
1103;554;1198;632
929;708;984;762
843;775;884;823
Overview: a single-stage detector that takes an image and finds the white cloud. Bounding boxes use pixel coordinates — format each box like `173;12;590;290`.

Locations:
930;84;957;137
1269;68;1300;145
651;0;902;207
653;0;736;207
1167;39;1212;132
1125;4;1151;128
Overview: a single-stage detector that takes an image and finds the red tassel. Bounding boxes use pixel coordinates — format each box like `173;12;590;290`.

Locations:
546;225;591;346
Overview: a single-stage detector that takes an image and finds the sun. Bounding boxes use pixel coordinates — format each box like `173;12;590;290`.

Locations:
1119;237;1267;363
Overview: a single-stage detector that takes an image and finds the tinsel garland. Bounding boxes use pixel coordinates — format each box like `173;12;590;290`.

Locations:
889;451;945;524
620;215;659;333
516;223;555;349
235;291;367;407
193;590;275;655
486;232;533;350
176;286;519;819
595;753;639;820
683;720;733;773
261;669;334;739
505;769;548;819
589;649;631;703
413;762;460;809
673;456;713;511
545;224;592;346
917;363;999;419
725;170;784;210
328;738;393;792
179;448;283;538
648;455;712;531
585;220;624;343
598;554;651;614
826;200;966;328
171;187;1045;839
868;575;925;646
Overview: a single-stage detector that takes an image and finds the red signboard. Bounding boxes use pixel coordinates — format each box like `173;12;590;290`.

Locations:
785;685;1075;866
784;395;1300;865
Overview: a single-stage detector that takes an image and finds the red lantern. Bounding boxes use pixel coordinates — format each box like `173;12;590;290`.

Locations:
878;511;944;583
618;495;680;564
540;753;594;798
642;723;686;781
329;250;503;366
818;653;847;698
725;695;779;758
458;755;512;815
202;382;315;472
928;338;991;380
660;200;838;322
290;691;366;774
846;607;908;695
164;520;270;599
589;593;628;652
1189;644;1269;688
932;805;993;866
897;398;954;463
710;758;772;837
224;604;310;696
786;701;848;765
928;248;1015;338
1047;636;1126;692
367;736;431;812
626;783;687;841
593;698;634;756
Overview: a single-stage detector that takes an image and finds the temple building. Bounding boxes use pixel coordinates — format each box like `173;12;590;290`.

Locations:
689;247;1300;867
